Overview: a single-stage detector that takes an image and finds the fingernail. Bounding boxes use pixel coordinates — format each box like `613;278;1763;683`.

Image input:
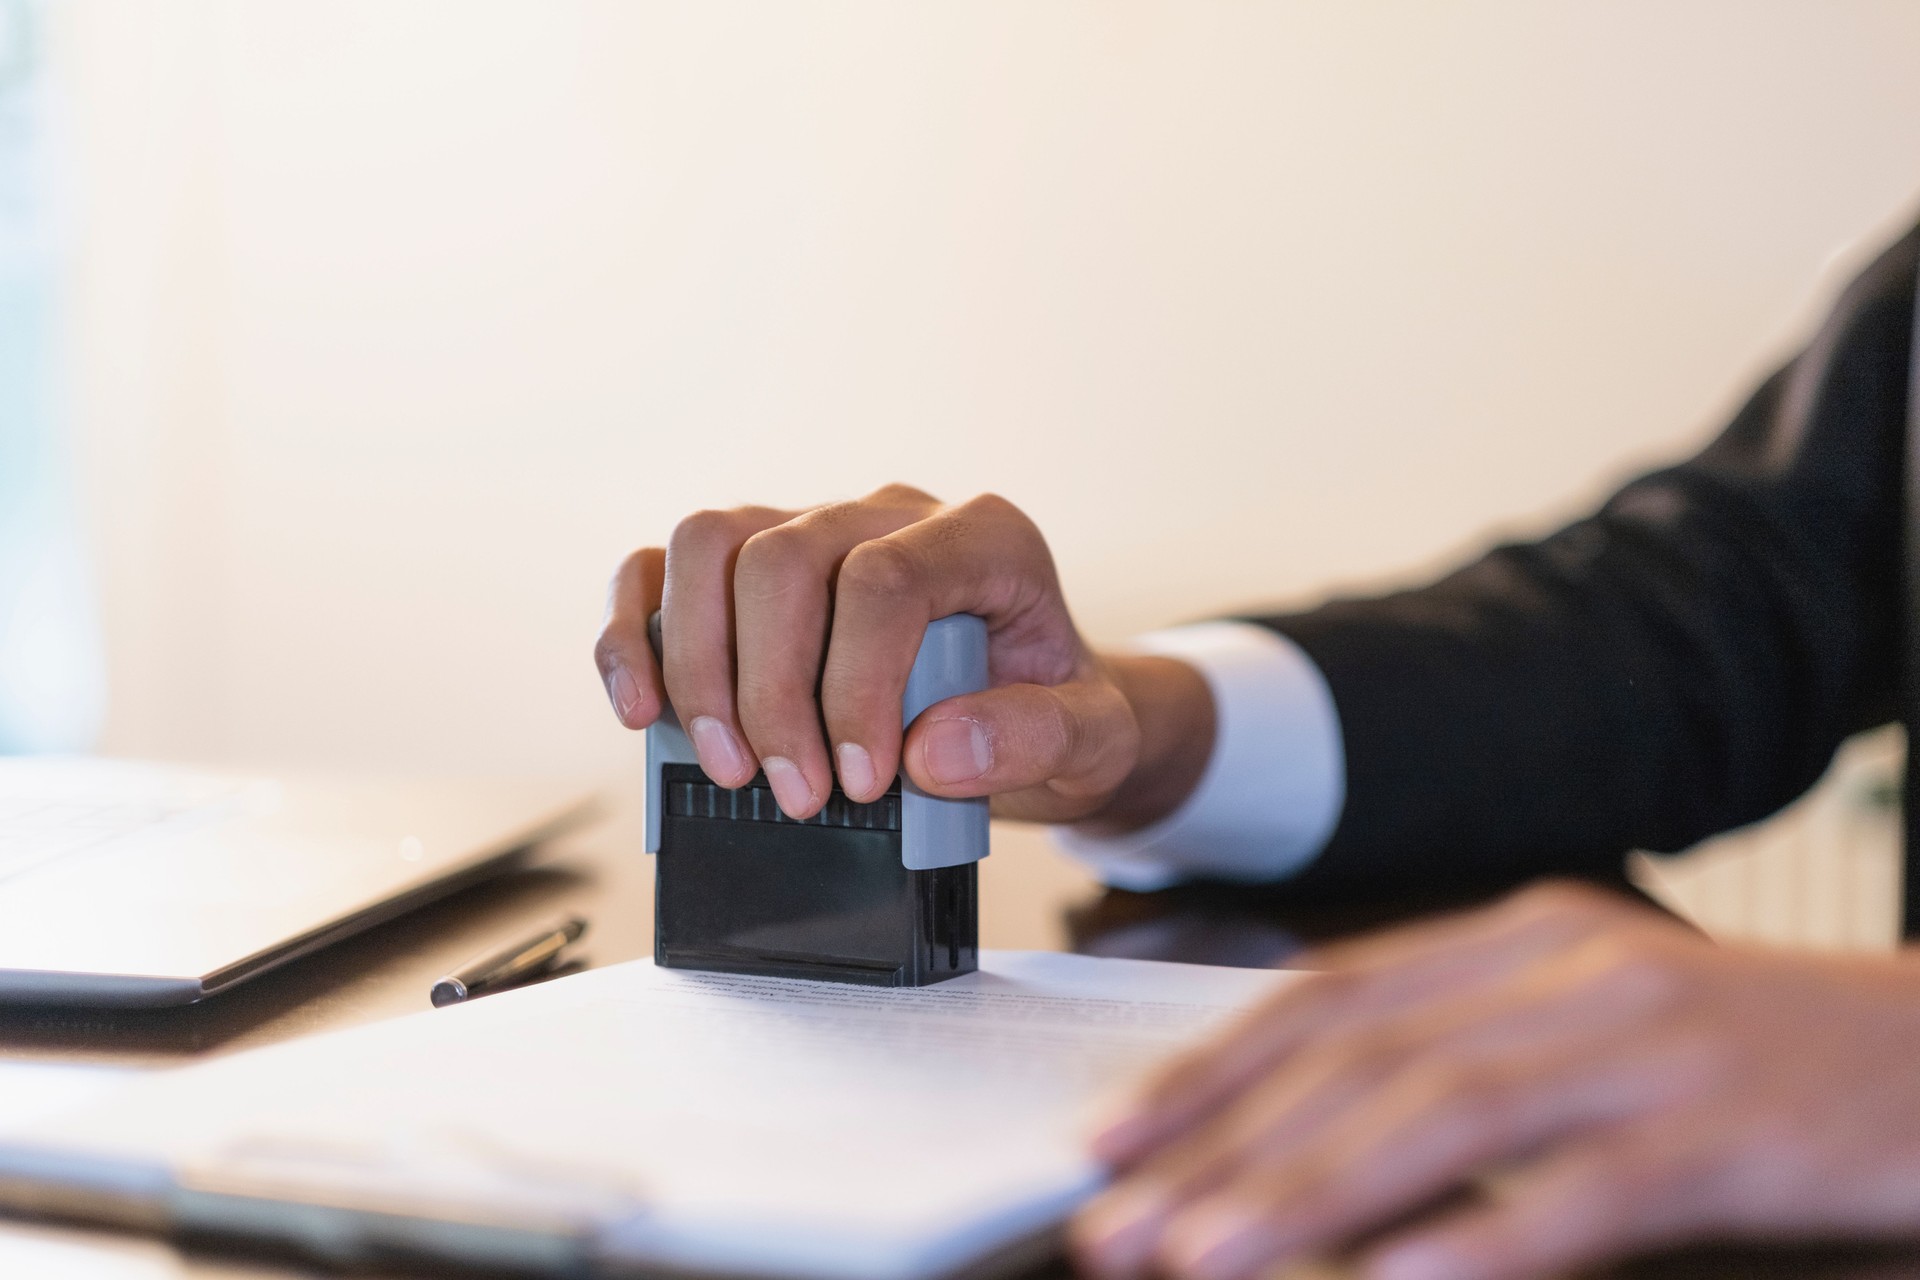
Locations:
689;716;751;784
922;717;991;785
607;665;644;725
836;742;877;800
762;756;817;817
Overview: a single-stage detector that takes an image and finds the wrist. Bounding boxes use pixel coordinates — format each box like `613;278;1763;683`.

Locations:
1076;653;1216;835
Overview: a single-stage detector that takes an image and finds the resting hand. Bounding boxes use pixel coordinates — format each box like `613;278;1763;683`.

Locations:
1074;881;1920;1280
593;485;1212;827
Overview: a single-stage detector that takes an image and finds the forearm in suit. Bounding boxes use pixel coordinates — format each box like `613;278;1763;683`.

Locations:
1255;222;1919;888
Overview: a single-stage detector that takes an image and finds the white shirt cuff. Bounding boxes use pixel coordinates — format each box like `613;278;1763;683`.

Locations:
1052;621;1346;891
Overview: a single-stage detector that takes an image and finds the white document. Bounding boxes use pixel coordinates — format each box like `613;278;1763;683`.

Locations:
0;952;1298;1280
0;1062;137;1137
0;1223;188;1280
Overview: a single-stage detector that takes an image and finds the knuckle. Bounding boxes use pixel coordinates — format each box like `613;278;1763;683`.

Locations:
1081;682;1141;778
839;540;923;602
1510;879;1616;922
735;653;814;715
732;669;774;712
615;545;655;580
608;552;639;594
962;492;1044;543
1516;880;1592;912
668;508;747;558
960;491;1022;522
1588;935;1699;1005
735;661;805;713
820;667;893;725
790;499;857;536
658;631;732;704
1040;686;1085;766
603;548;656;620
660;649;724;703
735;525;815;584
734;698;789;744
868;482;938;507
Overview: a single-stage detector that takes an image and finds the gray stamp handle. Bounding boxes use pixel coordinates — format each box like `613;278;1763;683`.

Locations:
643;612;990;870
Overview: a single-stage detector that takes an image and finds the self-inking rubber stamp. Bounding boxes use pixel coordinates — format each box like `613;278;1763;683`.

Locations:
644;612;989;986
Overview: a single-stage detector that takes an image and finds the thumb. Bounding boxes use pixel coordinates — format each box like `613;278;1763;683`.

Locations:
902;679;1139;804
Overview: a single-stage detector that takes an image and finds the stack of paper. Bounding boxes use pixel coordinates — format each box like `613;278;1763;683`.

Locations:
0;951;1293;1279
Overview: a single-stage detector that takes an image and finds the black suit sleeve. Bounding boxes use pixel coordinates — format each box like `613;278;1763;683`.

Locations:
1251;222;1918;889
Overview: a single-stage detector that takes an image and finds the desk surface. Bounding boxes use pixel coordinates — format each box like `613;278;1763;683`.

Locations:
0;785;1106;1068
1;782;1914;1279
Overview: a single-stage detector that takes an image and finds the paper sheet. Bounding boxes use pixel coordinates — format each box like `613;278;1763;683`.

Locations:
0;1062;137;1137
0;1222;188;1280
14;951;1298;1280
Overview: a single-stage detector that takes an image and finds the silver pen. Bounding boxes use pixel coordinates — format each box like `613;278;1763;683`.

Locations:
430;916;588;1007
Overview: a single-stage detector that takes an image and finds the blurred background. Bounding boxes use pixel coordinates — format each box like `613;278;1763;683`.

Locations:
12;2;1920;943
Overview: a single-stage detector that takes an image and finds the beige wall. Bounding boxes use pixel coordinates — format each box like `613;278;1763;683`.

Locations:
51;2;1920;784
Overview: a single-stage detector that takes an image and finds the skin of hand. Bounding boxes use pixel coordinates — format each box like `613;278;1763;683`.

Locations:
593;485;1214;829
1073;881;1920;1280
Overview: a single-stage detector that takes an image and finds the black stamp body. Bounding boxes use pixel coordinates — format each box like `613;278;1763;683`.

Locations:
645;614;989;987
